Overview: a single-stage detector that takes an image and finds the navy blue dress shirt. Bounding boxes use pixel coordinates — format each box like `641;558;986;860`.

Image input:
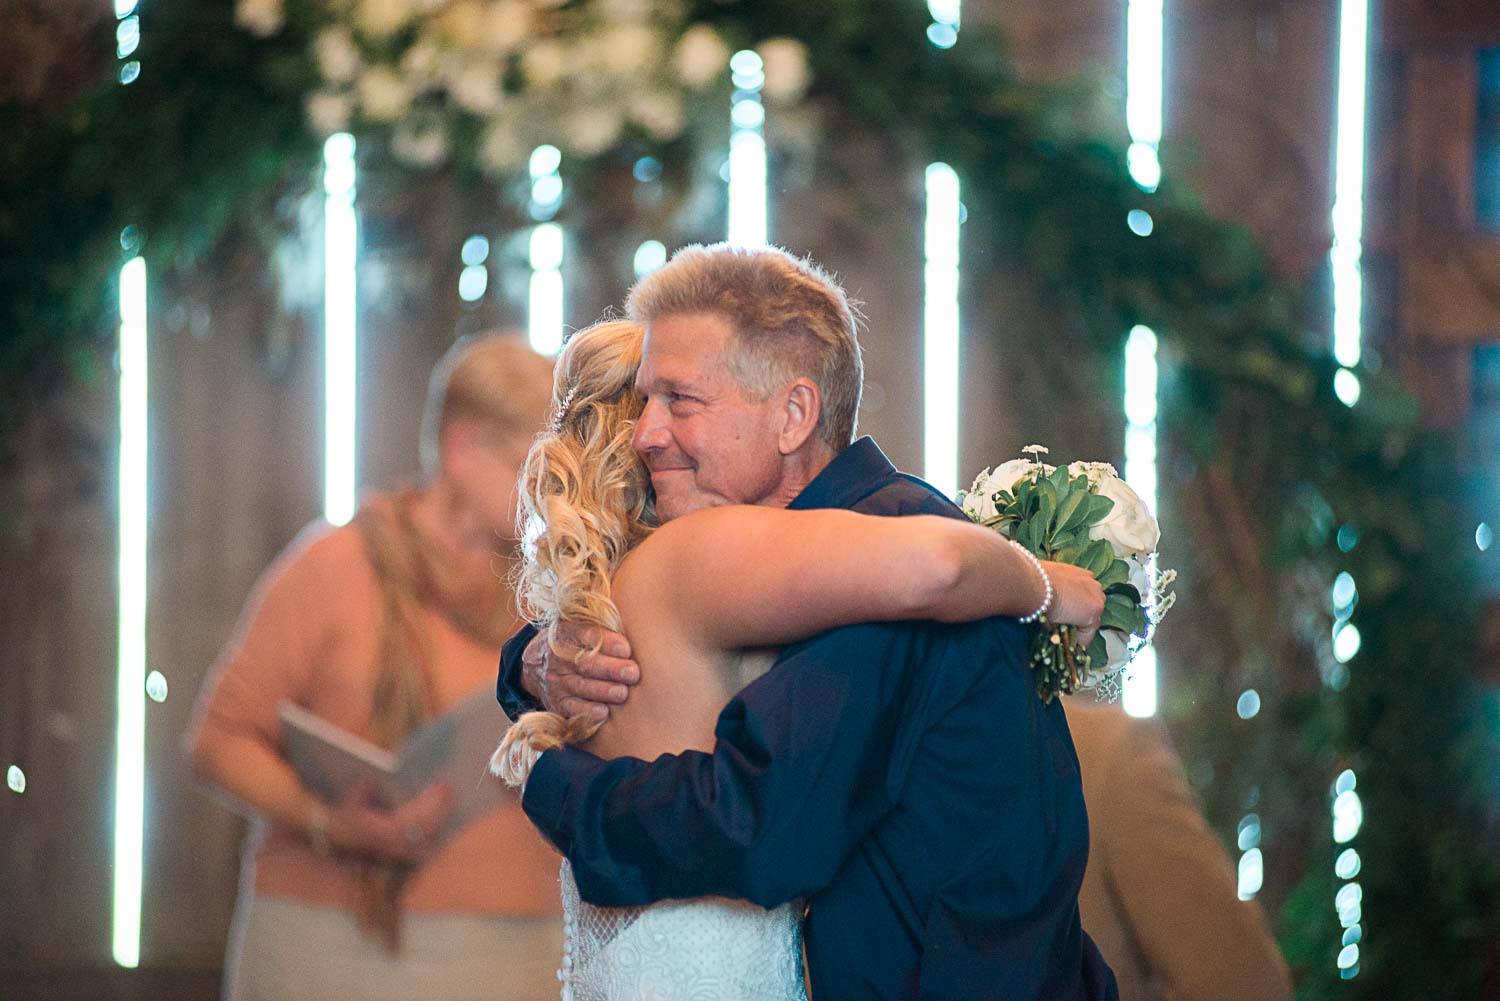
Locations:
496;437;1117;1000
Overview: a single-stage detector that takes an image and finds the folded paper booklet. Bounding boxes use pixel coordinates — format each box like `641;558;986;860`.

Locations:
278;690;513;844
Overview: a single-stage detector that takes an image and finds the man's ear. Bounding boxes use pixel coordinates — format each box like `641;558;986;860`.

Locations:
777;377;822;455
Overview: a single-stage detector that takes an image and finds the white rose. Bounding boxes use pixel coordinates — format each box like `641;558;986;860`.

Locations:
756;37;810;103
477;120;525;174
1066;460;1119;485
235;0;285;37
357;65;412;122
1127;557;1149;603
629;91;685;140
1088;473;1160;559
391;120;449;167
565;106;623;155
987;458;1044;494
315;28;364;84
522;41;568;88
447;62;505;114
480;1;533;55
355;0;414;41
1101;629;1130;673
673;24;730;89
959;470;999;522
306;90;355;134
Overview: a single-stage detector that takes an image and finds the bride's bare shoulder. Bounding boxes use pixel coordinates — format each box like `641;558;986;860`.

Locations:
614;505;772;594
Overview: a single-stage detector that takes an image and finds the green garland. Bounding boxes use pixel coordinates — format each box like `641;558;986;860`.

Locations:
4;1;1498;994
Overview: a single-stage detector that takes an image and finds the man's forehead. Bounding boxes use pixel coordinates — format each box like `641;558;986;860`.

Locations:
637;316;734;386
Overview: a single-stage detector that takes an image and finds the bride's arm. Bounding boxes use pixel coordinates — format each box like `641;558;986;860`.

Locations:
617;506;1100;651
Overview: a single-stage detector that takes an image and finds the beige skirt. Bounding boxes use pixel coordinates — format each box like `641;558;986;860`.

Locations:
225;893;563;1001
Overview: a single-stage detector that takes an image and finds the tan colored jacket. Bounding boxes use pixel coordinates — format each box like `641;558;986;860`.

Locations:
1065;698;1292;1001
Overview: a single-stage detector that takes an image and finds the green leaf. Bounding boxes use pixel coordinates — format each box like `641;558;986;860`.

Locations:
1101;604;1135;633
1052;489;1088;535
1086;632;1108;668
1096;559;1130;588
1036;478;1058;531
1082;494;1114;527
1082;539;1115;575
1105;581;1142;602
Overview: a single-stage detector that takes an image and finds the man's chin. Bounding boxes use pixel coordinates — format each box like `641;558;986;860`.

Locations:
655;491;721;523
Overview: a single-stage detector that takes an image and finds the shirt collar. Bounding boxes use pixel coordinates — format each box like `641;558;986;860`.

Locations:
788;437;897;511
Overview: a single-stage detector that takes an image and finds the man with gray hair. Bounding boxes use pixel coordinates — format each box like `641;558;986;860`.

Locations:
497;243;1116;999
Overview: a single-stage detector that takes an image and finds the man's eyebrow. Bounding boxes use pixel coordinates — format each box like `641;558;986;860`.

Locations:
640;376;695;395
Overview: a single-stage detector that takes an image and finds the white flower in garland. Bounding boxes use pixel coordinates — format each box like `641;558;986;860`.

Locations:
307;90;355;134
392;119;450;166
480;1;534;55
246;1;799;175
315;27;363;85
629;91;686;140
673;24;730;89
236;0;285;38
358;65;413;122
355;0;417;41
565;106;625;155
756;37;811;104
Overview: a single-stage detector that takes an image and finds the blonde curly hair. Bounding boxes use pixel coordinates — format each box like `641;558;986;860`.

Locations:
514;318;655;652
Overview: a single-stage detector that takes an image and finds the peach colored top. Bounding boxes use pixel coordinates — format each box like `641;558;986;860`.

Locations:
192;504;560;917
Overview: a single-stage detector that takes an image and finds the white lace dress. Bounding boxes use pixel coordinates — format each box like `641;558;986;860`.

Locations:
557;861;809;1001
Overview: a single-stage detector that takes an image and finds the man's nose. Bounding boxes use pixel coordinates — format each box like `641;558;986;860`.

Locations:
632;399;669;454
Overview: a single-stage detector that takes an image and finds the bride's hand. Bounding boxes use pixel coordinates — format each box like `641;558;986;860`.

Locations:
1041;561;1104;648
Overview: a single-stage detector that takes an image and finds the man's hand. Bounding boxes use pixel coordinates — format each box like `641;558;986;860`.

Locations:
1042;561;1105;649
325;780;452;863
523;621;640;722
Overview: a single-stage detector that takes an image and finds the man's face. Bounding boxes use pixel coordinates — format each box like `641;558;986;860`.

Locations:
632;312;787;522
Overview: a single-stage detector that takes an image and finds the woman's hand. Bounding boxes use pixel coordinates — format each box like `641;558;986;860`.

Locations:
322;780;452;863
1041;560;1105;648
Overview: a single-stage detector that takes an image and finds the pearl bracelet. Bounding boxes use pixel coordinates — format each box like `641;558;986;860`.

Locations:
1010;539;1054;624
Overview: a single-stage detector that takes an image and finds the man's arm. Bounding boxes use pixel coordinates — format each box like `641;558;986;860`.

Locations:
522;620;929;908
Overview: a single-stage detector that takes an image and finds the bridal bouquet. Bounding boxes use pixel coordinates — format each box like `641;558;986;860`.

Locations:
958;446;1176;702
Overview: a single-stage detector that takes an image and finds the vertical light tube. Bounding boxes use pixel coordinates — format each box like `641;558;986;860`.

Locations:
727;50;768;246
113;254;147;969
1123;0;1165;716
528;146;565;355
322;134;358;527
1332;0;1369;381
922;4;962;498
1122;326;1159;717
1329;5;1369;975
923;164;962;499
529;223;565;356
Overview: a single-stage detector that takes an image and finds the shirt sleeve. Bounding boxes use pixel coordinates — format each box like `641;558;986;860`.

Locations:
522;621;928;909
1099;718;1293;1001
495;622;543;720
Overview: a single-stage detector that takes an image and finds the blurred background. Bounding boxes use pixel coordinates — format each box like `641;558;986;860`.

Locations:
2;0;1500;998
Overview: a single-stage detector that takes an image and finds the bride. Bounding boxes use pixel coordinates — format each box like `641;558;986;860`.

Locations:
495;318;1104;1000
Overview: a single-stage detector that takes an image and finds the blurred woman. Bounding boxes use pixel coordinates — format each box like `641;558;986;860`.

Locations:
189;333;562;1001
